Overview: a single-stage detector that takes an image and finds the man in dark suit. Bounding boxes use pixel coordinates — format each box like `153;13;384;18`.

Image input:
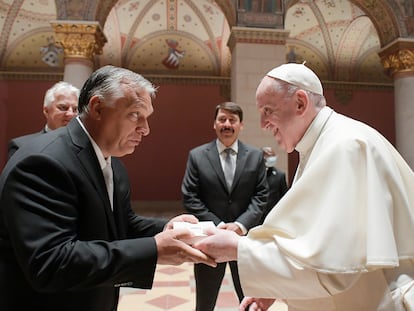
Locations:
181;101;268;311
260;146;288;223
8;81;80;158
0;65;214;311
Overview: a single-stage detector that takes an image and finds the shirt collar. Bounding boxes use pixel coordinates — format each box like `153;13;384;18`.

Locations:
76;116;111;170
216;139;238;154
295;106;333;155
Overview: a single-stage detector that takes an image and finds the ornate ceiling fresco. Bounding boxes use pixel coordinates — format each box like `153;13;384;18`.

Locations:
0;0;411;83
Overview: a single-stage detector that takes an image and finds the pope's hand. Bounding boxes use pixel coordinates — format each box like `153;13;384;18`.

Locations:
239;297;276;311
193;227;240;262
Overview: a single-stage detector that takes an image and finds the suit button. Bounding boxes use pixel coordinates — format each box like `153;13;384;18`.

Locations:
228;200;232;204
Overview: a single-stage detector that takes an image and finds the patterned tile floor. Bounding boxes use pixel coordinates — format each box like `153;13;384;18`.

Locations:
118;262;287;311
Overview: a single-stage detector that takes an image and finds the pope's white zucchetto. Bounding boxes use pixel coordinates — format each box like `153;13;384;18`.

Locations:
266;63;323;96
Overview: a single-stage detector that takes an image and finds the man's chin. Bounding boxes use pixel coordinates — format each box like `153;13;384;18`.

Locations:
114;147;136;157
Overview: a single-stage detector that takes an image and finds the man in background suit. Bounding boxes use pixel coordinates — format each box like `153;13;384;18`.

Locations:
181;101;268;311
260;146;288;223
8;81;79;158
0;65;214;311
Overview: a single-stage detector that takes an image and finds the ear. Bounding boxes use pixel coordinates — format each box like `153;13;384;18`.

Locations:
295;90;309;115
88;95;104;120
43;105;49;118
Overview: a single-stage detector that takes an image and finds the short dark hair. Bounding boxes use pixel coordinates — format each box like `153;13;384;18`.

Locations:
214;102;243;122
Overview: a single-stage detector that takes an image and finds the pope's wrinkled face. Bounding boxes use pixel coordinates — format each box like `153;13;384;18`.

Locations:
213;108;243;147
256;77;303;153
96;83;153;158
43;90;78;130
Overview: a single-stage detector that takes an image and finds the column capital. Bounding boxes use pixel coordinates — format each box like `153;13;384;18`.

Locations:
379;38;414;77
227;26;289;52
50;20;107;61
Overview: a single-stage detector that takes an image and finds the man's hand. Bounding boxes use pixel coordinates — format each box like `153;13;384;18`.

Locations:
217;222;243;235
192;227;240;262
239;297;276;311
155;228;216;267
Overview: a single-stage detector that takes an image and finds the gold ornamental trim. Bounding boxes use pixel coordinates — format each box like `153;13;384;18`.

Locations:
227;26;289;52
50;21;107;60
379;38;414;77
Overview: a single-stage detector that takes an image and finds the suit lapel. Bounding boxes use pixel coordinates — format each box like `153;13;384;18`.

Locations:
67;120;118;238
232;141;248;191
111;161;128;238
205;141;228;191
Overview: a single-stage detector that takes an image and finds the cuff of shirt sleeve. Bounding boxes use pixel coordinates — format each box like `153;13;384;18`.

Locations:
235;222;247;235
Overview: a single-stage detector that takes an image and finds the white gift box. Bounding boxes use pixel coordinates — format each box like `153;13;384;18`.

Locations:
173;221;215;244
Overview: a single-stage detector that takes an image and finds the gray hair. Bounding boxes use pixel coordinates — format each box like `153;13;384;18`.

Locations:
269;78;326;108
78;65;157;114
43;81;80;107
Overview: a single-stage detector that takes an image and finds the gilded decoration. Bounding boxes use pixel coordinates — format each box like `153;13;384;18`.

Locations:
379;39;414;77
51;21;107;60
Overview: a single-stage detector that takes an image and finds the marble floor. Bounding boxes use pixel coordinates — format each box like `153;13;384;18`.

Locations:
118;262;287;311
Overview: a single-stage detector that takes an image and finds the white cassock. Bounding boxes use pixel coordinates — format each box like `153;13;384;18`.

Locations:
238;107;414;310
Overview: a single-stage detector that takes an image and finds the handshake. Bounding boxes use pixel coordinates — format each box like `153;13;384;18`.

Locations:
155;215;240;267
172;220;216;244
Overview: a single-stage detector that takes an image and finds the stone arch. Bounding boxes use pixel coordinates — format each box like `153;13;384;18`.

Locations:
215;0;237;27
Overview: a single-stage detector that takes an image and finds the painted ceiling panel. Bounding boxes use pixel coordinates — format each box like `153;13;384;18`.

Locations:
21;0;54;13
185;0;226;38
114;0;145;32
359;23;380;53
0;0;397;83
1;0;14;6
100;9;122;66
126;31;217;75
318;0;354;23
357;52;388;82
7;8;54;60
176;1;211;41
5;30;61;68
132;1;168;38
286;4;320;37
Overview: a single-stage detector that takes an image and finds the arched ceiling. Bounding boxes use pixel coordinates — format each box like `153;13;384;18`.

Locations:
0;0;409;83
285;0;389;82
99;0;231;76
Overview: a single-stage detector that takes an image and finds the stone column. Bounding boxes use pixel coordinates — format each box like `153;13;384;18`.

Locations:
227;26;289;174
379;38;414;169
51;21;107;89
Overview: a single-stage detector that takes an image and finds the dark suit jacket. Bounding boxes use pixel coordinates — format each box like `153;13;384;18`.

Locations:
261;167;288;223
0;119;166;311
8;128;46;159
181;140;268;230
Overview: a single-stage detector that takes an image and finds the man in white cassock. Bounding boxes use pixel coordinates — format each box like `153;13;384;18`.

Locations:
193;63;414;311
